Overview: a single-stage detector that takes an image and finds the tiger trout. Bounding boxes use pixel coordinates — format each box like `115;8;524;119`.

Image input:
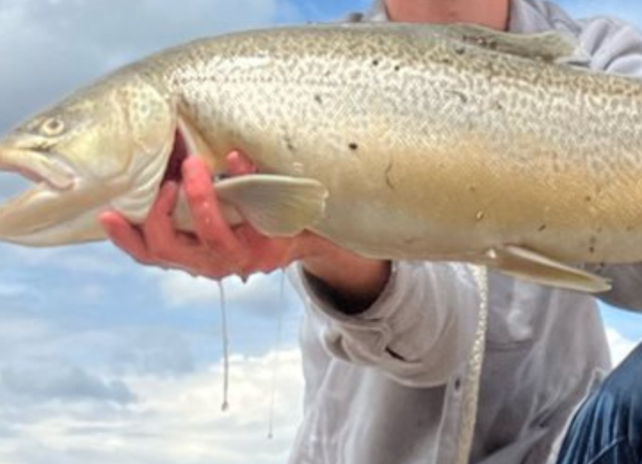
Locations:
0;22;638;292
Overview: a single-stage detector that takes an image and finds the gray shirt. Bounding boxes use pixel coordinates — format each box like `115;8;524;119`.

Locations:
287;1;642;463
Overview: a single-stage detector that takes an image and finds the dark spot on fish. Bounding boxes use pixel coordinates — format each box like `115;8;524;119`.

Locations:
454;46;466;55
348;142;359;151
494;101;504;111
463;35;491;48
385;160;395;190
538;224;547;232
469;185;477;193
448;90;468;103
486;61;498;80
314;94;323;104
394;65;401;72
585;195;592;202
403;237;422;245
285;135;295;152
589;246;596;254
372;59;380;66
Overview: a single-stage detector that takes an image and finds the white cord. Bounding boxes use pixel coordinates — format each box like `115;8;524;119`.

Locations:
454;265;489;464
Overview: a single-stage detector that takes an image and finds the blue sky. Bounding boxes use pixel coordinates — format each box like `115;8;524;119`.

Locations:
1;1;642;463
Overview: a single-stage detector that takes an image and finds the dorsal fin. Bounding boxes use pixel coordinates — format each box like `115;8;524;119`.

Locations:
435;23;578;62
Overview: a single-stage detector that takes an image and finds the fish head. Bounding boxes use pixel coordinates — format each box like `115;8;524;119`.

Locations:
0;73;179;246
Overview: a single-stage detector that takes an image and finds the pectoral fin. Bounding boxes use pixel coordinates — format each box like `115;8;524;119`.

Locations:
172;188;244;233
481;245;611;293
214;175;328;236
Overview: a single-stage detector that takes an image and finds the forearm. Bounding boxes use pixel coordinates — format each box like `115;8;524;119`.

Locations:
301;243;391;314
290;259;483;387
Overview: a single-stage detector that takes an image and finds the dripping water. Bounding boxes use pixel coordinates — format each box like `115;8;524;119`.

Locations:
218;280;230;412
267;270;287;439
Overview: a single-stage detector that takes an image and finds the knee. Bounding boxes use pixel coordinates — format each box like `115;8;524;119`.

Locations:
587;345;642;451
600;342;642;408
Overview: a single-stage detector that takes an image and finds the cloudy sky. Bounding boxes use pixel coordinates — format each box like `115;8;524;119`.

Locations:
1;1;642;463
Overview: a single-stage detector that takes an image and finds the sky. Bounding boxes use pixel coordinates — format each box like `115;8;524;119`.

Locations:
1;1;642;463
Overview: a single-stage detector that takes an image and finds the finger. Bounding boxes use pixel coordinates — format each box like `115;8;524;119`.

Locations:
142;182;185;259
182;157;247;261
153;181;180;216
226;150;257;176
235;225;294;273
98;211;152;264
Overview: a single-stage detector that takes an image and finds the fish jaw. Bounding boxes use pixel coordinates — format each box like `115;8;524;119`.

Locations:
0;141;117;245
0;183;105;246
0;135;169;247
0;143;75;191
0;142;89;244
0;116;188;246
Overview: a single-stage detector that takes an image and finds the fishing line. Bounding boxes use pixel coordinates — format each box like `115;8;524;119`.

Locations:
267;270;286;439
453;265;488;464
218;280;230;412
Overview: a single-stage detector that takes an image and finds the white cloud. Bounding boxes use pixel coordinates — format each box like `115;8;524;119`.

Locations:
0;242;125;273
0;349;304;464
0;281;30;297
1;364;136;405
605;326;637;366
558;0;642;27
0;0;311;462
0;0;301;134
157;269;293;311
109;328;196;377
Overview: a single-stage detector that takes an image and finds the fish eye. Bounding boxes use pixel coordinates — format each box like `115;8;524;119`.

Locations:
41;118;65;136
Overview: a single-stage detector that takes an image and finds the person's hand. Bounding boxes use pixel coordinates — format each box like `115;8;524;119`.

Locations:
100;152;308;278
99;151;390;310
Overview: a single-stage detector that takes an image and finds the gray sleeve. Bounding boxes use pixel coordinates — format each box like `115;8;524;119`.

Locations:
288;261;482;387
571;17;642;311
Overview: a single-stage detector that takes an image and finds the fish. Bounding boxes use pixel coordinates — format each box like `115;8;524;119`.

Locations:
0;22;638;293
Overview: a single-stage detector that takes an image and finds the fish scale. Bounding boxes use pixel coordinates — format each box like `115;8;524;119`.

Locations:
1;22;641;292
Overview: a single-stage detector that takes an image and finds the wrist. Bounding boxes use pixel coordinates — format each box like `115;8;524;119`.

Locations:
300;242;391;314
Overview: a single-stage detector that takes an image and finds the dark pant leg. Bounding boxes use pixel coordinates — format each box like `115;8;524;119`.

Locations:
556;341;642;464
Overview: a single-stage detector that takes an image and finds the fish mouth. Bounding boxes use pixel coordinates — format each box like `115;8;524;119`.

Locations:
0;146;75;192
0;145;77;241
0;130;189;245
0;127;188;199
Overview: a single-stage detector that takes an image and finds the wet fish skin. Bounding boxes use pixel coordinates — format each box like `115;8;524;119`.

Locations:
0;22;640;292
